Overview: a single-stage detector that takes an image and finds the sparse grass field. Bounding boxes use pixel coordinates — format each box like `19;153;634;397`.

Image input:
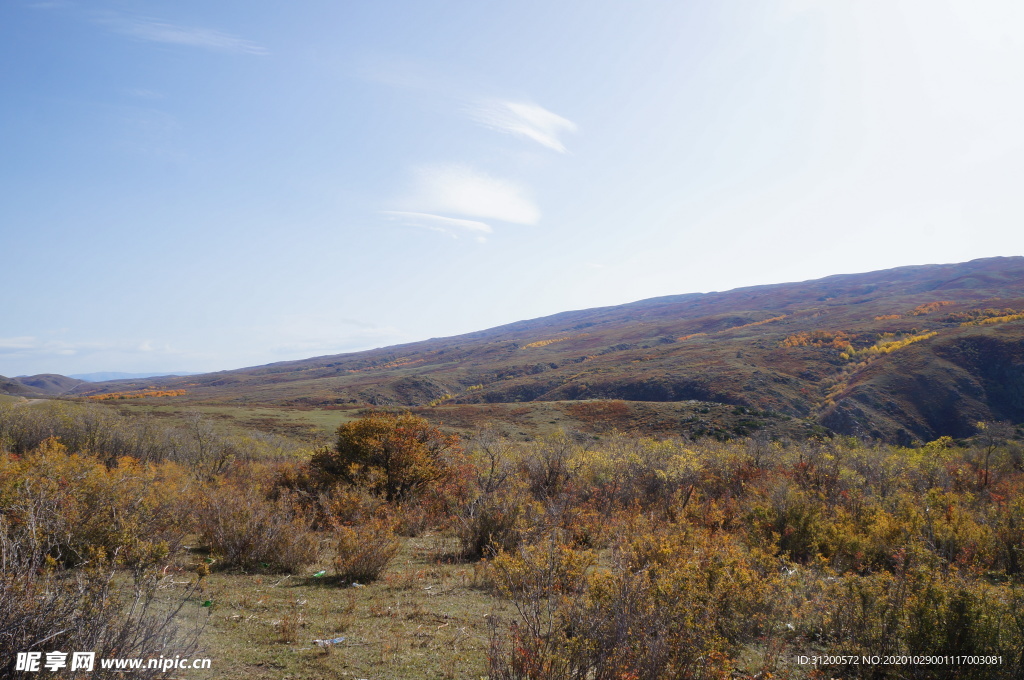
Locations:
114;402;348;442
112;398;822;445
183;537;506;680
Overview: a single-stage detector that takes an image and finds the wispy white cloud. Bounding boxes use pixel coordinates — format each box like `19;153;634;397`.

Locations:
99;15;267;55
269;333;398;356
0;337;39;352
127;88;165;100
382;211;492;241
264;314;404;356
356;65;559;237
468;99;577;153
354;57;442;93
355;60;577;152
404;164;540;225
26;4;266;55
0;336;177;360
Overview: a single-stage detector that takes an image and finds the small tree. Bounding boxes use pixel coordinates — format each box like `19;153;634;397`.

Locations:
311;412;460;503
975;420;1014;489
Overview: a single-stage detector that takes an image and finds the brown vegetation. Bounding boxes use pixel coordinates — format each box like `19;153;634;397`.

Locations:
909;301;956;316
2;401;1023;678
87;389;187;401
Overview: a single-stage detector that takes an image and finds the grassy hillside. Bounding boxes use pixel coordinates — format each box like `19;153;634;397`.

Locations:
45;256;1024;443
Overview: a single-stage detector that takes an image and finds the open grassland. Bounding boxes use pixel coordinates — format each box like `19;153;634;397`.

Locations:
3;400;1024;679
113;401;349;442
111;397;825;445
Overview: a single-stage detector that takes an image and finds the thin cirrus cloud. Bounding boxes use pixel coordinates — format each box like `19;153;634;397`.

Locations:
406;164;541;225
98;14;268;55
269;330;402;356
0;336;173;359
468;99;577;153
265;313;404;356
384;164;541;242
0;337;40;353
382;211;493;241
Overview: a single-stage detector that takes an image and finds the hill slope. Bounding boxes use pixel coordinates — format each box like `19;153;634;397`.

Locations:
68;256;1024;443
0;376;42;397
0;374;85;397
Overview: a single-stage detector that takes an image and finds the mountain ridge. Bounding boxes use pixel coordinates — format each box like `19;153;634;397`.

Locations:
8;256;1024;444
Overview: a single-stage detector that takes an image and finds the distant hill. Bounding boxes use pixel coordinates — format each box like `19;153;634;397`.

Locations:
69;371;199;382
0;376;43;397
66;256;1024;443
0;372;201;398
1;374;85;397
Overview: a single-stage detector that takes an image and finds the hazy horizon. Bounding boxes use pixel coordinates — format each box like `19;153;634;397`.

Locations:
3;0;1023;376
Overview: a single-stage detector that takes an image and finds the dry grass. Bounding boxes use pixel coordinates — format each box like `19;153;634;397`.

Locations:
183;536;508;680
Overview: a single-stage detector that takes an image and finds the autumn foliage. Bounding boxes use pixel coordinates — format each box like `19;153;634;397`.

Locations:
781;329;855;352
87;388;187;401
310;411;463;503
909;300;956;316
522;334;587;349
481;431;1024;679
3;401;1024;678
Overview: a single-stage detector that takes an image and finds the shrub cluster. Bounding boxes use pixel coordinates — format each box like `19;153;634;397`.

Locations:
0;437;192;569
0;400;301;469
0;434;204;679
0;559;203;680
194;483;320;573
4;400;1024;678
332;515;400;584
479;431;1024;679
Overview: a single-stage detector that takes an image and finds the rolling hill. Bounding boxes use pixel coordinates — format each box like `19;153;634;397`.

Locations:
0;374;85;397
15;256;1024;444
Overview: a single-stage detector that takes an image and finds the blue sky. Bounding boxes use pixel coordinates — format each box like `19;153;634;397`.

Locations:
3;0;1023;376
